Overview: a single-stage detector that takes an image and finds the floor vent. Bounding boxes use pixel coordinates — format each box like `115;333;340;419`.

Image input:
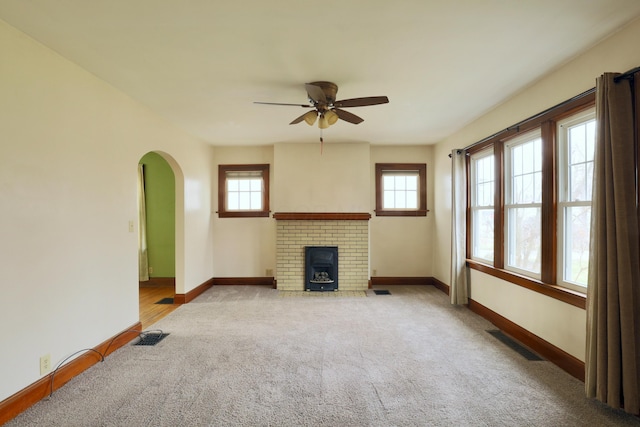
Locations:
487;330;543;361
156;297;174;304
373;290;391;295
134;333;169;346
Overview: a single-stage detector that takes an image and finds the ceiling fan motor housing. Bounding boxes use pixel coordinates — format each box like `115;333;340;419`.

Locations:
308;81;338;105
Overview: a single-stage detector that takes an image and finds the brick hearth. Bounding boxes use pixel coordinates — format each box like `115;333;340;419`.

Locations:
274;213;370;291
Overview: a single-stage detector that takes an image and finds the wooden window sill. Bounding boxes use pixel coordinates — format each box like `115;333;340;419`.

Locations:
466;259;586;309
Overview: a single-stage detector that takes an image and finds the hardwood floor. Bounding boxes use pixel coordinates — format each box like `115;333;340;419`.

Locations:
139;284;178;329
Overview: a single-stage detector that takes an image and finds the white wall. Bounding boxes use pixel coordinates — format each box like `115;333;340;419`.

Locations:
433;17;640;360
273;142;371;212
0;19;213;402
211;146;276;277
209;142;436;279
370;146;434;276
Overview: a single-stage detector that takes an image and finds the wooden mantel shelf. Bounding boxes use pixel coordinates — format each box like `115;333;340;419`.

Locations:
273;212;371;221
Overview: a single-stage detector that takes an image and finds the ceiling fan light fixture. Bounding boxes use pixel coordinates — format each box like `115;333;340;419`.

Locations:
325;109;339;125
303;110;318;126
318;113;330;129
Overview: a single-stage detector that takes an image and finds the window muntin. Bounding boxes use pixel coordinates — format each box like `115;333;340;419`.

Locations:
504;130;542;277
218;164;270;218
375;163;427;216
558;109;595;290
383;172;419;209
470;148;495;263
227;173;263;211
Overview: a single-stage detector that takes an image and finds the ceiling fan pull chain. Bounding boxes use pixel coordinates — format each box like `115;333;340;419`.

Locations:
320;129;324;154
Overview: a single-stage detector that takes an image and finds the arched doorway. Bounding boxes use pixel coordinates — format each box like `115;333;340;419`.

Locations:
137;151;183;327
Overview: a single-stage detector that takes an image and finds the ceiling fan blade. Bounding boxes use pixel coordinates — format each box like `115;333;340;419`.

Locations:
333;96;389;108
254;101;312;107
290;110;314;125
305;83;327;104
334;108;364;124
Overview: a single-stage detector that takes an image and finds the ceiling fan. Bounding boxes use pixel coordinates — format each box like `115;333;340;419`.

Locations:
254;81;389;129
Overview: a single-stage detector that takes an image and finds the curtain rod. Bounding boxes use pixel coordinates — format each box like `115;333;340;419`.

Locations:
450;87;596;157
450;65;639;158
614;66;640;82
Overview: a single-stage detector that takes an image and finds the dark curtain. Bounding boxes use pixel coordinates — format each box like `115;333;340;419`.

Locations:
586;72;640;415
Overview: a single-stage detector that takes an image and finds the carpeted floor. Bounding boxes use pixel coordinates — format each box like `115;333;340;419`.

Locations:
6;285;640;426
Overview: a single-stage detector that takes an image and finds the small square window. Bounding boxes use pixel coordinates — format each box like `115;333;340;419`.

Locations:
375;163;427;216
218;164;270;218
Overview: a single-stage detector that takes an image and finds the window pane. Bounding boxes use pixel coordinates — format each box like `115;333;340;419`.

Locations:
586;121;596;162
533;171;542;203
570;163;586;201
474;156;494;207
512;145;523;175
395;176;406;190
586;162;594;200
394;191;406;208
534;138;542;171
227;179;239;191
482;182;494;206
238;192;250;209
521;174;533;203
383;190;395;208
406;176;418;191
480;156;494;182
383;175;395;190
522;143;533;174
250;192;262;210
473;208;494;261
564;206;591;286
406;190;418;208
507;207;541;274
508;135;542;205
249;179;262;191
227;192;239;210
570;125;586;163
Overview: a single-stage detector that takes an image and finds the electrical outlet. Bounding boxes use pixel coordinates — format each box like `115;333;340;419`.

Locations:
128;220;134;233
40;354;51;375
372;269;377;276
148;266;153;274
266;269;273;276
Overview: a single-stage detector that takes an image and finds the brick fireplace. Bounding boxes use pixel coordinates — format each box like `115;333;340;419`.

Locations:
274;213;370;291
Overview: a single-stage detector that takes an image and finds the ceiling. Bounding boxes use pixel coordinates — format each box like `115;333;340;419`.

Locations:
2;1;640;146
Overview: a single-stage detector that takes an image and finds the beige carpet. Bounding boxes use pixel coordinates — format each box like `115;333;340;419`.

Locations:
7;285;640;426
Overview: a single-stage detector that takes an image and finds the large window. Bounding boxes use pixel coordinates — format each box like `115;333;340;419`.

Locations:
375;163;427;216
470;148;495;264
557;109;596;291
218;164;270;218
465;90;595;307
504;130;542;277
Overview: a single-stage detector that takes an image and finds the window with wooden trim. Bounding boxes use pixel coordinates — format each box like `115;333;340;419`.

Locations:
218;164;270;218
470;148;495;264
465;90;596;307
504;129;543;278
375;163;427;216
557;108;596;291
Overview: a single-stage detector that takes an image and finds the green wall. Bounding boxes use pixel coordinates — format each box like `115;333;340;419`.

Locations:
140;152;175;277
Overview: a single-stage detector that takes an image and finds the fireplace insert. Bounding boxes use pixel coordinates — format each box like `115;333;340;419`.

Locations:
305;246;338;291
